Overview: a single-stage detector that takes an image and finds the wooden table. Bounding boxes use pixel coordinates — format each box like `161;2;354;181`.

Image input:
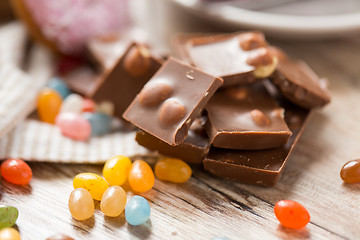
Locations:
2;1;360;239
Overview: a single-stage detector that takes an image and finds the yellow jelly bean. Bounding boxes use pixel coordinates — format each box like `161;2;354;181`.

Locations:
155;158;192;183
102;155;132;186
68;188;94;221
73;173;109;201
37;88;62;124
128;160;154;193
0;228;21;240
100;186;127;217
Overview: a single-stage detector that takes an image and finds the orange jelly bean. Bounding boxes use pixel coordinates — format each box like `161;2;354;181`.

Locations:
37;88;62;124
128;160;154;192
0;228;21;240
155;158;192;183
340;159;360;183
274;200;310;229
1;159;32;185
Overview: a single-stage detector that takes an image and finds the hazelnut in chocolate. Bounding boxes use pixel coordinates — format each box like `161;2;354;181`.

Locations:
123;57;223;146
205;82;292;150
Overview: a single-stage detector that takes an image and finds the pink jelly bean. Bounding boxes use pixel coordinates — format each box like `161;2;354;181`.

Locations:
56;112;91;141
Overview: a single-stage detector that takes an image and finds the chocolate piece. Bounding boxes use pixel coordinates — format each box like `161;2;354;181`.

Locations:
123;57;223;145
205;82;292;150
203;100;312;187
135;125;210;164
62;66;100;96
271;60;331;109
89;42;162;119
87;28;151;70
176;32;278;86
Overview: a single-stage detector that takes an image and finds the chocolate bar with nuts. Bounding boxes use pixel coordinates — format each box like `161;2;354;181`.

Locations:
174;32;278;86
203;99;312;187
205;81;292;150
123;57;223;145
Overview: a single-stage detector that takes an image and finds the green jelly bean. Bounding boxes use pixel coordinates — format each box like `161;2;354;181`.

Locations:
0;205;18;229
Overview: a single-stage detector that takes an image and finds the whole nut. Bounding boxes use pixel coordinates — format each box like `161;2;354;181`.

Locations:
246;47;274;67
226;88;248;100
250;109;271;127
158;99;186;125
239;33;266;51
123;44;151;77
138;82;173;107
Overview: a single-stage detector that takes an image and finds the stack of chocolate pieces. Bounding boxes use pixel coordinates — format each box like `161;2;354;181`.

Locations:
66;31;331;187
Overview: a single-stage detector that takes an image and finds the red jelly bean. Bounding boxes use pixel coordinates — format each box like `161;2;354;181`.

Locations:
340;159;360;183
82;98;96;112
274;200;310;229
1;159;32;185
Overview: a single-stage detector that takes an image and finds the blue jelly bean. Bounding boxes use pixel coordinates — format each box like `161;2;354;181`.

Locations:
46;77;71;99
82;112;112;136
125;195;150;226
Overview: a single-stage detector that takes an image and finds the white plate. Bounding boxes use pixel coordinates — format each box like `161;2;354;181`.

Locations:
171;0;360;38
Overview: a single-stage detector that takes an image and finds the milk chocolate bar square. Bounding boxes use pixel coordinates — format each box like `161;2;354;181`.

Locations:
123;57;223;145
89;42;162;119
203;100;312;187
205;81;292;150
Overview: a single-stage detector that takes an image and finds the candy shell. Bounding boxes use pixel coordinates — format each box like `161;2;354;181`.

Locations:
60;94;84;114
1;159;32;185
37;88;62;124
0;228;21;240
56;112;91;141
73;173;109;201
46;77;71;99
0;205;18;229
125;196;150;226
82;112;111;136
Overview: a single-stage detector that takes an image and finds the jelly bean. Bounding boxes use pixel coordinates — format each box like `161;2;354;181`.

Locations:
82;98;96;112
82;112;111;136
1;159;32;185
0;205;18;229
68;188;94;221
100;186;127;217
274;200;310;229
103;155;132;186
73;173;109;200
46;77;71;99
96;101;114;116
128;160;154;192
56;112;91;141
37;88;62;124
125;195;150;226
60;94;83;114
155;158;192;183
340;159;360;183
0;228;21;240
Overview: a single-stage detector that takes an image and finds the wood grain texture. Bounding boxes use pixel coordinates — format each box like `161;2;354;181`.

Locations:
2;1;360;239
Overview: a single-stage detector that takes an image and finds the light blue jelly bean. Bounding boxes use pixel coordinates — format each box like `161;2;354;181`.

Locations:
125;195;150;226
82;112;112;136
47;77;71;99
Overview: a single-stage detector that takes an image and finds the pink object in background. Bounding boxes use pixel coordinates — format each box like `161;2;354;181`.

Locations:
56;112;91;141
24;0;130;54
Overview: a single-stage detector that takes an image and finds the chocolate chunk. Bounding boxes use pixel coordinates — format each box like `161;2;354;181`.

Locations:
62;66;100;96
203;100;312;187
205;82;292;150
135;127;210;164
123;57;223;145
174;32;278;86
271;60;331;109
89;42;162;119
